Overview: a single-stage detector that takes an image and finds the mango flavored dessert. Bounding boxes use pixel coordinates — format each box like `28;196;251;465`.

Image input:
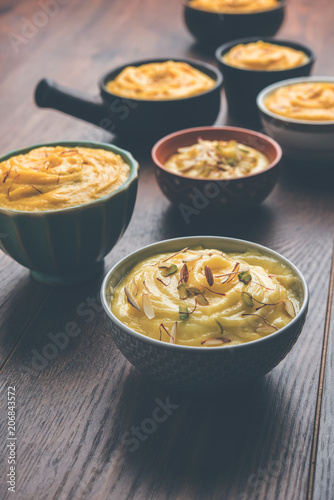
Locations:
265;82;334;121
188;0;280;14
111;248;300;347
222;41;309;71
0;146;130;211
105;61;215;100
164;139;269;179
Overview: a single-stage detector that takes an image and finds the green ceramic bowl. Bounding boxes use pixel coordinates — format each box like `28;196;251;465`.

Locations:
101;236;309;392
0;141;138;285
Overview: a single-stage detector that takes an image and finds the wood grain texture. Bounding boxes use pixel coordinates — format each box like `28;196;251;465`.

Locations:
0;0;333;499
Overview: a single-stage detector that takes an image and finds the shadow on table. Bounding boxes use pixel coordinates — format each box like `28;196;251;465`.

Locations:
112;370;289;498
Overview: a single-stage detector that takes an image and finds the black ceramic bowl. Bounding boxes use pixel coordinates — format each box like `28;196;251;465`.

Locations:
184;0;285;48
35;58;223;140
215;37;315;125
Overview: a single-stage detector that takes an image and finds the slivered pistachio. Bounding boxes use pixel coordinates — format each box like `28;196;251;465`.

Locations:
124;286;141;311
196;294;209;306
179;305;189;320
238;271;252;285
142;293;154;319
284;299;296;318
180;263;189;283
187;287;201;295
177;283;189;300
161;264;178;277
241;292;254;307
204;265;214;286
215;319;224;334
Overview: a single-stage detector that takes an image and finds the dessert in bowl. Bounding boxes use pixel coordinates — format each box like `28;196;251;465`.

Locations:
101;236;309;392
257;77;334;166
184;0;285;47
152;126;282;216
216;38;314;124
0;141;138;285
35;59;223;139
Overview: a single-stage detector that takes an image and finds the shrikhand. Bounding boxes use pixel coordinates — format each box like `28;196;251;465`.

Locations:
188;0;280;14
0;146;130;211
105;61;215;100
110;247;301;347
265;82;334;121
164;139;269;179
222;41;309;71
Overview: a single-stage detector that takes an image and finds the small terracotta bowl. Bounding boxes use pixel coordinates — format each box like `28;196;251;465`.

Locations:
151;126;282;217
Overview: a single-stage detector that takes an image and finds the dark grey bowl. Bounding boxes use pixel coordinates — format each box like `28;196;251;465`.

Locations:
184;0;285;48
216;37;315;126
35;58;223;140
101;236;309;393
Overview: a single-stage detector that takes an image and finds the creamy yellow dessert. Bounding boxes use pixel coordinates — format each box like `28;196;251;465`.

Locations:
106;61;215;100
223;41;309;71
0;146;130;211
188;0;280;14
164;139;269;179
265;82;334;121
111;248;300;347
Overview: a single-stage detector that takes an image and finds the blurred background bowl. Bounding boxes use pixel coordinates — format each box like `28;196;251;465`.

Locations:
257;76;334;167
184;0;285;48
0;141;138;285
216;38;315;126
101;235;309;392
35;58;223;140
152;126;282;218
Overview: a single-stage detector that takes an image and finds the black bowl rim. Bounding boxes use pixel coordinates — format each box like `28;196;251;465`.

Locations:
0;141;139;215
184;0;286;15
151;125;282;182
215;37;315;73
101;235;309;352
257;76;334;126
99;57;223;103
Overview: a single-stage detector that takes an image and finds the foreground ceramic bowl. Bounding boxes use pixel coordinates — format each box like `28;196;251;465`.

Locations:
0;141;138;285
257;77;334;167
216;38;315;125
152;126;281;217
35;58;223;139
184;1;285;48
101;236;309;392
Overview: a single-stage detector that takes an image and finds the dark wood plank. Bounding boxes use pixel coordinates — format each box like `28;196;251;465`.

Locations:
0;0;333;499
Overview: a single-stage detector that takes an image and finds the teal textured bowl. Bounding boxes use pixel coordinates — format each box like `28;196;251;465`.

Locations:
0;141;138;285
101;236;309;392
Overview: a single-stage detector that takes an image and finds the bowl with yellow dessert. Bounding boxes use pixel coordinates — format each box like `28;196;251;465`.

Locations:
35;58;223;139
216;38;314;125
101;236;309;392
184;0;285;47
0;141;138;285
152;126;281;217
257;77;334;166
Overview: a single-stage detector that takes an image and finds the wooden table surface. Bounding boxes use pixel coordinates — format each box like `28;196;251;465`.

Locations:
1;0;334;499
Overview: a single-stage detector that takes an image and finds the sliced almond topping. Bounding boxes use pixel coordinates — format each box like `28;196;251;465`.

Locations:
142;293;154;319
201;337;231;346
284;299;296;318
183;254;201;263
204;265;214;286
132;278;138;296
124;286;141;311
170;322;177;344
180;263;189;283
